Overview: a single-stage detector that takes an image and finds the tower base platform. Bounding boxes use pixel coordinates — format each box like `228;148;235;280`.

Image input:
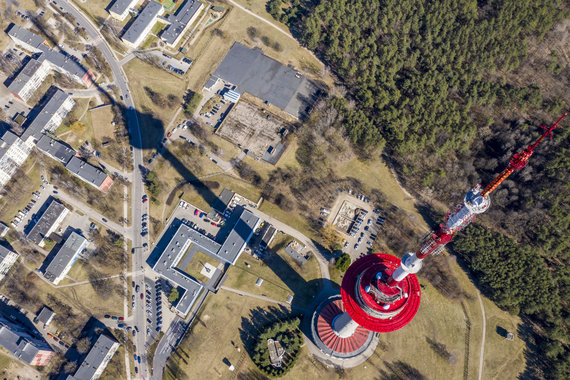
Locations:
309;295;378;367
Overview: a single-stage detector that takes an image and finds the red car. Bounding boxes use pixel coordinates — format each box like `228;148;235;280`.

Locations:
194;209;199;215
142;198;148;203
167;132;172;138
118;317;124;321
211;222;217;226
140;293;144;300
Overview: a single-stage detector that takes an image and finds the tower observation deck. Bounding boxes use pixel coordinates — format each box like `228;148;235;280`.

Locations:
310;113;567;364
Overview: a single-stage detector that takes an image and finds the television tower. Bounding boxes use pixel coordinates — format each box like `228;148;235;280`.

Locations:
311;113;567;364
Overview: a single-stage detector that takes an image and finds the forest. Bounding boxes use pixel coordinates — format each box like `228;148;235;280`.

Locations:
265;0;569;377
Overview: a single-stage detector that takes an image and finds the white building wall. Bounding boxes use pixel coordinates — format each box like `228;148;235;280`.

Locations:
0;251;19;280
19;61;50;101
92;341;119;379
44;98;75;133
52;239;87;285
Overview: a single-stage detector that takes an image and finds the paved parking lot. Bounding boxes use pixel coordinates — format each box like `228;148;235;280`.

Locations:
143;277;163;344
326;193;386;260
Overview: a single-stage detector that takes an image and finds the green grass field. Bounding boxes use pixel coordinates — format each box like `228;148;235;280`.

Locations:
179;249;220;284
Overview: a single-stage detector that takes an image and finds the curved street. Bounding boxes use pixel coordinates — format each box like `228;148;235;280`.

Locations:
60;1;150;378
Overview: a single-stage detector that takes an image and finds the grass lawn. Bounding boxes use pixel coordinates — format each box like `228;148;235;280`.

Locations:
179;248;220;284
71;0;110;25
184;5;323;92
481;297;525;379
178;173;261;213
164;291;287;380
0;153;43;227
225;231;321;308
87;106;116;141
0;351;12;373
336;157;418;215
100;342;126;380
123;59;188;152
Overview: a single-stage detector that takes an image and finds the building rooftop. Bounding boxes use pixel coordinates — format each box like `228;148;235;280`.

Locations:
36;135;75;164
22;88;72;141
213;188;235;213
65;156;109;188
108;0;138;16
68;334;118;380
122;1;163;45
0;313;52;365
42;232;87;283
0;222;8;237
26;199;68;245
209;42;320;119
7;25;91;82
217;208;259;264
0;245;18;264
6;56;46;95
161;0;202;45
35;306;55;325
6;24;46;51
152;207;259;314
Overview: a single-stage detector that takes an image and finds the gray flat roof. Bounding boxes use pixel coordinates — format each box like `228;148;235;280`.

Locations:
6;56;46;95
152;222;216;315
213;188;234;213
70;334;118;380
36;306;54;325
65;156;108;187
22;88;72;141
108;0;138;15
152;208;259;314
0;130;20;161
36;135;75;164
217;208;259;264
6;24;46;51
8;25;90;81
122;1;163;44
210;42;320;119
42;232;87;283
0;245;18;264
0;314;52;364
26;199;68;245
161;0;202;45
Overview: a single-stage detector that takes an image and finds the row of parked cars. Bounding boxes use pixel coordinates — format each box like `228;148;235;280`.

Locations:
145;280;163;333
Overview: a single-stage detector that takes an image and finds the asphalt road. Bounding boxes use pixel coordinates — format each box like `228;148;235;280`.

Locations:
60;1;150;377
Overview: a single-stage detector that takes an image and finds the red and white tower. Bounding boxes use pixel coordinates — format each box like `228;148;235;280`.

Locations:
311;113;567;364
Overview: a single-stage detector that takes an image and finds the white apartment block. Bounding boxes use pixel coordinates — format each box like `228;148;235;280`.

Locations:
0;131;32;188
0;246;19;281
7;57;51;102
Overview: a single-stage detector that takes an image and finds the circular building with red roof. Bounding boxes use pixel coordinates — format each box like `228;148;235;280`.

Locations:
310;253;421;363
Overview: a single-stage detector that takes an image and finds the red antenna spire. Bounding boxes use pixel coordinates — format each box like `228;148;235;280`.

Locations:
480;112;567;197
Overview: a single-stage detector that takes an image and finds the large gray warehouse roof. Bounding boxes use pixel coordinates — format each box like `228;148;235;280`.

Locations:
68;334;118;380
65;156;108;187
122;1;163;45
42;232;87;283
26;199;68;245
161;0;202;45
210;42;320;119
36;135;75;164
